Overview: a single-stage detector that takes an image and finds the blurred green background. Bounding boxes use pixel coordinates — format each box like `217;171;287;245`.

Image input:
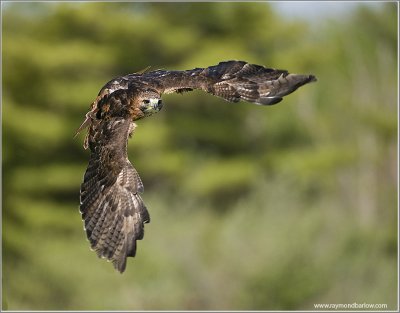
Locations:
2;2;398;311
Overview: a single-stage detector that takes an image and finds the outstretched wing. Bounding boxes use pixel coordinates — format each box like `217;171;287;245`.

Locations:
140;60;316;105
79;117;149;273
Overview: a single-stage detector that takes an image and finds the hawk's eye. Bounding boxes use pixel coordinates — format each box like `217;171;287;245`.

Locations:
143;99;150;104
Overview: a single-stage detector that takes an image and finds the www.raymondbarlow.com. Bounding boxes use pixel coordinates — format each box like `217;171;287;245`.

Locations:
314;302;388;310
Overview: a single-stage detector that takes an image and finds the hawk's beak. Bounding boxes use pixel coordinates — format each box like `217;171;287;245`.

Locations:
150;98;163;110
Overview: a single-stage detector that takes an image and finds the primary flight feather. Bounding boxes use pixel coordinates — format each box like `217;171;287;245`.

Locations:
77;60;317;273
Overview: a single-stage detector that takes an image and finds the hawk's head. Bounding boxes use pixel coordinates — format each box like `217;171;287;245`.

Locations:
138;90;163;118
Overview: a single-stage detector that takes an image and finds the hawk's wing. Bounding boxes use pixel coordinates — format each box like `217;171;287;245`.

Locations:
80;117;149;273
140;60;316;105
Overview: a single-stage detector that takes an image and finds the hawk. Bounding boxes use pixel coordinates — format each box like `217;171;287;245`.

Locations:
77;60;316;273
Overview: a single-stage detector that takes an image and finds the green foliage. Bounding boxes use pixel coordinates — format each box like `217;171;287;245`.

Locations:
2;2;397;310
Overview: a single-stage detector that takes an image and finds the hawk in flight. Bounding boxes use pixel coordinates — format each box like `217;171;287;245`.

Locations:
77;60;316;273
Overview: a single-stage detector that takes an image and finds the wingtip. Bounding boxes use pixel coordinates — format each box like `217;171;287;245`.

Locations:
309;75;317;82
113;257;127;273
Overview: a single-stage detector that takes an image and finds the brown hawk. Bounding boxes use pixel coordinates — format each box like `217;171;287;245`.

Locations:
76;60;317;273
